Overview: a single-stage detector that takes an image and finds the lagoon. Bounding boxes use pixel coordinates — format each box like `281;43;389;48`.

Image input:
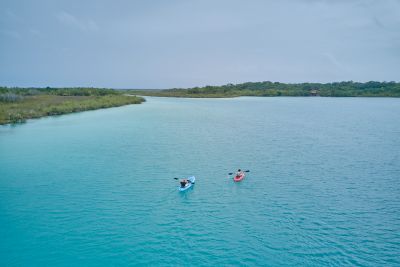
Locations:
1;97;399;266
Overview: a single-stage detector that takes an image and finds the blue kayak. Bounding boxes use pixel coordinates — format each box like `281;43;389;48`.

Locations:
178;176;195;191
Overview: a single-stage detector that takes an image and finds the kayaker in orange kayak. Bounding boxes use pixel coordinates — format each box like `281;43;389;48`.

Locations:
236;169;244;177
229;169;249;182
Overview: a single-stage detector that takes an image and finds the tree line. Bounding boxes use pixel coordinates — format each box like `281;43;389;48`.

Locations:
131;81;400;97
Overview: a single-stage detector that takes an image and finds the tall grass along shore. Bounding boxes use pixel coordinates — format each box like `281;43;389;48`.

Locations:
0;87;144;125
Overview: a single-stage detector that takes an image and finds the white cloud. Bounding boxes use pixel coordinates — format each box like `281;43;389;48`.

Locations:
4;8;22;23
322;53;345;71
29;29;41;36
0;29;21;39
56;11;98;32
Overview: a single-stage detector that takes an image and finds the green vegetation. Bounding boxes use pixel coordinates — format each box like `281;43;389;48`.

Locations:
0;87;144;125
2;81;399;125
129;81;400;98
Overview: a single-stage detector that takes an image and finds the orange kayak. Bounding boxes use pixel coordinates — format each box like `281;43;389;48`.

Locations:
233;173;245;182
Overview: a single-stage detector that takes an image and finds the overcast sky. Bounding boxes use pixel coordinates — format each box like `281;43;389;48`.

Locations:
1;0;399;88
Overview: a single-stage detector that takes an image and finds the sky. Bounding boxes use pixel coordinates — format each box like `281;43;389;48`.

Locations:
0;0;399;89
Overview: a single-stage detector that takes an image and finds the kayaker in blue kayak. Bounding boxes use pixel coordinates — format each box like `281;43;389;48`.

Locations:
180;179;190;188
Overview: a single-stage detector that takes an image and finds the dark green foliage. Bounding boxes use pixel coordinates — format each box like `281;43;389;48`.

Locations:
129;81;400;98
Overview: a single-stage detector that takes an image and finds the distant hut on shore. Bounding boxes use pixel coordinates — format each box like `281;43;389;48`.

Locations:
310;89;319;96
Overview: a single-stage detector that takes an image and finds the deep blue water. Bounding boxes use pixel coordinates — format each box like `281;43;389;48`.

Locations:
1;97;399;266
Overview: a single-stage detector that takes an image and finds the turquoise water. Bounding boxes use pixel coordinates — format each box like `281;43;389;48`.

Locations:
1;97;399;266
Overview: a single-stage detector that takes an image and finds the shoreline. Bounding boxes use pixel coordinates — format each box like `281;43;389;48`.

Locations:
2;81;399;125
0;92;145;125
127;81;400;98
131;93;400;99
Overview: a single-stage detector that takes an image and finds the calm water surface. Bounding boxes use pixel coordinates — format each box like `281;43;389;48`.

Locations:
1;97;399;266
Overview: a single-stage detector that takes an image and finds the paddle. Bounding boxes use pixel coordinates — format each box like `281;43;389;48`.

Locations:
228;170;250;175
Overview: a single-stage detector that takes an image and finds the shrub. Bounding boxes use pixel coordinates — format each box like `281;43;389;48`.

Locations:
0;93;24;102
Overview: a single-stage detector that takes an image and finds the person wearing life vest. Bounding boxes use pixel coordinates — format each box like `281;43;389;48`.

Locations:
180;178;190;188
236;169;244;177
